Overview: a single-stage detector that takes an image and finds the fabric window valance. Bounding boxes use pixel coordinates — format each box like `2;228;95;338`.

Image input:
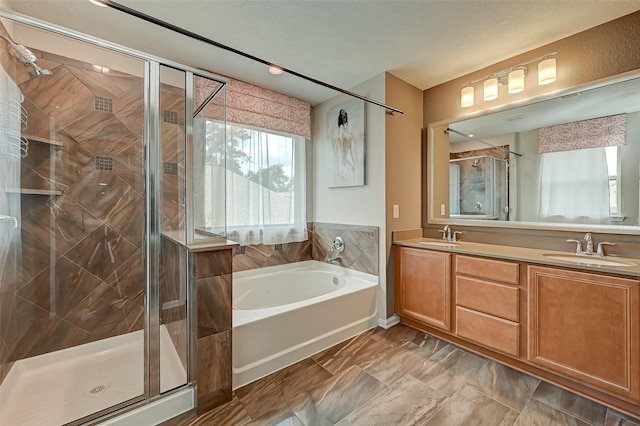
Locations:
538;113;627;154
195;75;311;139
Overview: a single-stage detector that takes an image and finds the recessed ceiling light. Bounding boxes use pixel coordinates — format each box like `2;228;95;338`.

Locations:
268;65;284;75
88;0;108;7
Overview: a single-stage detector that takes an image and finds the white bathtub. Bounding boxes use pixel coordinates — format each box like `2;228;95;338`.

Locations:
232;260;378;389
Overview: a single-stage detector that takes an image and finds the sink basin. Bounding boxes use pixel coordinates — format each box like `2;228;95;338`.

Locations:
418;241;460;248
542;253;636;267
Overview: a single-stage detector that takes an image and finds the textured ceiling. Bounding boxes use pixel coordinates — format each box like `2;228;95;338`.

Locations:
3;0;640;105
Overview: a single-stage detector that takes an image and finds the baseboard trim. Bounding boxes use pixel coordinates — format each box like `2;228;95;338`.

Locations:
378;314;400;329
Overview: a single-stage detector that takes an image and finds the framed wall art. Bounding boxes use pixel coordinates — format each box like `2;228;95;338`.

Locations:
326;99;365;187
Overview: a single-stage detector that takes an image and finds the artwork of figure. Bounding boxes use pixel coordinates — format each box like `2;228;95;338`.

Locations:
326;99;365;187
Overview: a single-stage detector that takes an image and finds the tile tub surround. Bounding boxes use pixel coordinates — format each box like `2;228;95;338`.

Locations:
163;324;640;426
232;222;379;276
313;222;379;276
171;238;234;415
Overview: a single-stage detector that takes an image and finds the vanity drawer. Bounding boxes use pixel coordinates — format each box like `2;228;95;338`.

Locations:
456;276;519;321
456;306;520;357
456;255;519;285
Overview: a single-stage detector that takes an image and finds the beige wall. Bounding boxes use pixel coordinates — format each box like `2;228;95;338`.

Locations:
424;11;640;127
312;73;389;321
384;73;423;318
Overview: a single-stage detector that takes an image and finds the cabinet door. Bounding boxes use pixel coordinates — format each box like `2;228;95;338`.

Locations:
395;247;451;331
528;265;640;401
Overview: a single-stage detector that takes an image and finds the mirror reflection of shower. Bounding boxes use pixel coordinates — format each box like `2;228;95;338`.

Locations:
0;33;53;78
449;155;509;220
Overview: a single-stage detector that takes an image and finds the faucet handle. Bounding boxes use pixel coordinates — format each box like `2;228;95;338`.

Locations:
452;231;462;242
566;239;583;254
596;242;615;257
438;229;446;240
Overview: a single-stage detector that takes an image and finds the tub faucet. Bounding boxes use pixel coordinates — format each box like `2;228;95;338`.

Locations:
326;236;345;264
331;236;345;253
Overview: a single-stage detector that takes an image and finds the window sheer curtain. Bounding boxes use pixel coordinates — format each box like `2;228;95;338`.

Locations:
538;148;610;223
226;127;306;246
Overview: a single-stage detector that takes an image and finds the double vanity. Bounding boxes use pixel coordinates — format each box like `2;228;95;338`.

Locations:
393;235;640;418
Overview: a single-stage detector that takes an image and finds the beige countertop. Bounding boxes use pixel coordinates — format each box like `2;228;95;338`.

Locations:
394;237;640;278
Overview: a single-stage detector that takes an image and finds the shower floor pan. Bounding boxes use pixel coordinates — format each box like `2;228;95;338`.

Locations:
0;325;186;426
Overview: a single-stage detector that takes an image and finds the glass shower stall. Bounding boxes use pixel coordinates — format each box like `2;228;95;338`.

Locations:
0;10;226;425
449;155;509;220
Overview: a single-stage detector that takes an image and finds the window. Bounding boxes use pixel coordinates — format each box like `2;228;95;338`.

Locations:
538;147;611;223
605;146;620;216
201;121;307;246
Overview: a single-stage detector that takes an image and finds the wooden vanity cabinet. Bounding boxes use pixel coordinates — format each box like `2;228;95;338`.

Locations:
528;265;640;402
394;247;451;331
454;255;521;356
394;243;640;415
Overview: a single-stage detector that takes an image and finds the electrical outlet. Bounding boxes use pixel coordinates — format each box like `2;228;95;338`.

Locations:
440;204;446;216
393;204;399;219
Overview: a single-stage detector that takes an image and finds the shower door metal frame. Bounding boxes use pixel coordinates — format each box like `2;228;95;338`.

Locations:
0;8;228;425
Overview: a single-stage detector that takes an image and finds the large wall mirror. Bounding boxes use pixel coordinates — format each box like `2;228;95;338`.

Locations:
427;72;640;234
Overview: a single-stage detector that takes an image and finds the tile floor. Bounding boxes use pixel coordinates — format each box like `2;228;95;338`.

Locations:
166;324;640;426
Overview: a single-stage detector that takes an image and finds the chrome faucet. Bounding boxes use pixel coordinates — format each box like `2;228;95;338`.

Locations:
438;225;450;241
438;225;460;242
596;241;616;257
566;233;615;257
584;233;594;255
566;238;583;254
326;236;345;264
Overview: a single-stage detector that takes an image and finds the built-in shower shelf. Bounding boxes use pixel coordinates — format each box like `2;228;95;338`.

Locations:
23;134;63;146
5;187;62;196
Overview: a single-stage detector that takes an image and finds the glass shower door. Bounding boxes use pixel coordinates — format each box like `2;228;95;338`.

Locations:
0;18;147;425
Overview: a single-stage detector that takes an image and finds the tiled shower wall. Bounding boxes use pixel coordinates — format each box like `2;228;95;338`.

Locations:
232;222;379;276
0;43;190;382
0;46;147;381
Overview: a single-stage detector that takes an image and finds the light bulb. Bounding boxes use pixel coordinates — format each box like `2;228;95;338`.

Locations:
538;58;556;85
508;69;525;93
484;78;498;101
460;86;474;108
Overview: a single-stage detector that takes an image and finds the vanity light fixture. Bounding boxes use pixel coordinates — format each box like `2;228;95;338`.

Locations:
460;52;557;107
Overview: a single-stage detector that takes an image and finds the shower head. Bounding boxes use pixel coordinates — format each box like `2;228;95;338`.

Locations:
0;33;53;79
29;65;53;79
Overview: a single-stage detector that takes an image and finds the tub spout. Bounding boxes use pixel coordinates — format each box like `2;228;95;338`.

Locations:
327;256;342;264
